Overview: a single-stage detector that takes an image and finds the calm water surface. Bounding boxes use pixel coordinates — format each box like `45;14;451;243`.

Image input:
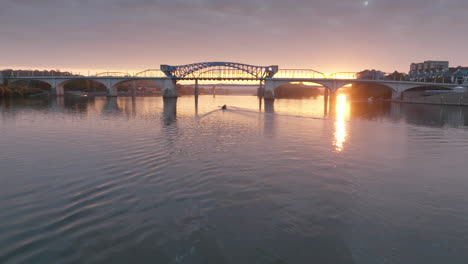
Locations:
1;95;468;264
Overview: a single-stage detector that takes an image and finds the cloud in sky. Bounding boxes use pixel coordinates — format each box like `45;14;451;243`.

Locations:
1;0;468;73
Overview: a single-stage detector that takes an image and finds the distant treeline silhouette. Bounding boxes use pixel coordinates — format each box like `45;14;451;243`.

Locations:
1;69;77;78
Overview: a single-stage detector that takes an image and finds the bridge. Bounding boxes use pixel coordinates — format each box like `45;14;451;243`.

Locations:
2;61;464;100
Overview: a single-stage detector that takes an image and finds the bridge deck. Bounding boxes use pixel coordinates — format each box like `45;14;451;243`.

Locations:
5;76;460;86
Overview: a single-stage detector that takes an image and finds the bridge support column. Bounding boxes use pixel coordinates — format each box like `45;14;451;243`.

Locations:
194;79;199;96
328;88;338;105
194;79;199;115
55;85;64;96
264;80;275;100
391;90;402;101
324;87;329;116
163;97;177;125
257;80;264;98
108;87;118;97
162;79;178;98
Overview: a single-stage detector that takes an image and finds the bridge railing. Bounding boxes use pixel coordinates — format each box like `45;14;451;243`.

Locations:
272;70;360;80
327;72;358;79
273;69;326;79
95;72;131;77
135;70;167;78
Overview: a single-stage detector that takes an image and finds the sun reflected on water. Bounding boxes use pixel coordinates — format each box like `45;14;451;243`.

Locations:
333;94;350;152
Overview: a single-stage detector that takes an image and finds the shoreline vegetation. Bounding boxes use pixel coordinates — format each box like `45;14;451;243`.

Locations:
0;84;47;98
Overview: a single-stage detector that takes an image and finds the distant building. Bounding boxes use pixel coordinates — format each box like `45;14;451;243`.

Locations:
410;61;449;73
408;61;468;84
356;69;385;80
409;60;450;82
449;67;468;84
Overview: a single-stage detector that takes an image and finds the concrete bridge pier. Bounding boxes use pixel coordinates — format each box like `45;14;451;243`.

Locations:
194;79;199;116
194;79;199;97
55;85;65;96
131;80;136;97
106;79;117;97
108;87;118;97
324;87;329;116
264;98;275;113
328;89;338;105
162;79;178;98
392;90;402;101
264;80;276;100
163;97;177;125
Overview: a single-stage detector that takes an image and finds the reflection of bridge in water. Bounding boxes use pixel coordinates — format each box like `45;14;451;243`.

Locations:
3;61;464;100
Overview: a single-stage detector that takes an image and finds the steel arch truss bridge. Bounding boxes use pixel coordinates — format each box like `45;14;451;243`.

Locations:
160;62;279;80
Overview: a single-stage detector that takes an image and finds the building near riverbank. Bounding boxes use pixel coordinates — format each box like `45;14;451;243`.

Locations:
408;60;468;84
410;61;449;73
356;69;385;80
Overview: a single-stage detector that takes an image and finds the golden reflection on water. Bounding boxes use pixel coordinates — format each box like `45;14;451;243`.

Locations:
82;95;332;118
69;95;351;154
333;94;350;152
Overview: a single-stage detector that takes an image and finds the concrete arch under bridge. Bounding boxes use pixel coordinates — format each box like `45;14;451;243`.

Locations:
107;78;176;97
5;77;177;97
6;79;53;91
264;79;461;100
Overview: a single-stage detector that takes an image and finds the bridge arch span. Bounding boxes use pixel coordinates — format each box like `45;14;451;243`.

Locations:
274;81;330;99
334;81;457;99
55;78;109;96
110;79;165;95
7;79;53;90
339;81;396;100
7;78;56;88
6;79;54;96
264;79;332;99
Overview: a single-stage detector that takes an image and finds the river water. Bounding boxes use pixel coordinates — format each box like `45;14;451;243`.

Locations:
1;95;468;264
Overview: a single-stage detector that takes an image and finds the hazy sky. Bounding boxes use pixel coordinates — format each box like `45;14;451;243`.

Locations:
1;0;468;74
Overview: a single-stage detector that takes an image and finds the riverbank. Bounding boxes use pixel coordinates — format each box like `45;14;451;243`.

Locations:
393;92;468;106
